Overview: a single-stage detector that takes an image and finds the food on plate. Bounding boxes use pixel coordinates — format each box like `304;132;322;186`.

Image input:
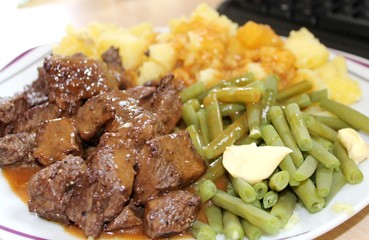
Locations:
1;3;369;240
53;4;361;104
337;128;369;165
0;49;207;238
222;143;292;184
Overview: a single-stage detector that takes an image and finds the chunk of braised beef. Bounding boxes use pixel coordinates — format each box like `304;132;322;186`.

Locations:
140;73;183;134
23;67;49;107
28;155;87;224
75;92;118;142
33;118;82;166
105;98;163;147
0;95;29;124
0;132;36;166
105;201;143;231
125;85;157;107
13;102;60;133
66;132;137;238
101;47;134;90
143;190;201;239
133;130;206;204
44;54;119;111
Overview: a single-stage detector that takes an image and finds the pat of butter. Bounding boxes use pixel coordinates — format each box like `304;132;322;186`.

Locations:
222;143;292;184
337;128;369;165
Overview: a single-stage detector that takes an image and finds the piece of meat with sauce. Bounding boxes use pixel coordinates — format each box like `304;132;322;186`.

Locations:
33;118;82;166
105;201;143;231
105;96;163;147
0;95;29;125
143;190;201;239
75;90;134;142
44;54;119;111
0;132;36;166
125;85;157;107
102;47;134;90
140;73;183;134
13;102;60;133
0;95;29;136
66;132;137;238
28;155;87;224
133;130;207;204
23;67;49;107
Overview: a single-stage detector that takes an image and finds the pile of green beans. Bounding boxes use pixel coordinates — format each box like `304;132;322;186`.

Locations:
180;73;369;239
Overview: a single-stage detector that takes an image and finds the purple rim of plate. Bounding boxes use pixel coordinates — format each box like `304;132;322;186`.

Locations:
0;225;48;240
0;46;368;240
345;56;369;69
0;48;35;73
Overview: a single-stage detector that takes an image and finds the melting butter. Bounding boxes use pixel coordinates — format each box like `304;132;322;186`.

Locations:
338;128;369;165
222;143;292;184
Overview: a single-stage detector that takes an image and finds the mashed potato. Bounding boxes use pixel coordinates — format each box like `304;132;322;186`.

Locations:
53;4;361;104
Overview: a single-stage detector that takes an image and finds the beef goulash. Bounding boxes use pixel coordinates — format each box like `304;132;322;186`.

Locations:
0;47;207;239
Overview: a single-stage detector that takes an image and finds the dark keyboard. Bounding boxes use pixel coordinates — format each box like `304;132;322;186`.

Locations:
217;0;369;59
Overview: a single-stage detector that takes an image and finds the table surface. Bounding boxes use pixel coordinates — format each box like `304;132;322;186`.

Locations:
1;0;369;239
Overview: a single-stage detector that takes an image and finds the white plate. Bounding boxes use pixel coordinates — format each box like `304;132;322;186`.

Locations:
1;45;369;240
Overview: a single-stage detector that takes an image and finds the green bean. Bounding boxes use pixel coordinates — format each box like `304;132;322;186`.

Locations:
204;94;223;141
205;205;223;234
211;190;281;234
308;89;328;102
193;157;225;188
260;125;300;186
270;190;297;226
269;170;289;192
191;220;217;240
263;191;279;209
253;180;269;200
320;98;369;134
283;93;312;109
197;109;211;146
311;115;354;131
324;168;347;204
203;113;248;159
180;81;206;103
293;155;319;181
227;181;237;196
263;74;279;93
186;125;205;159
229;72;255;86
236;134;260;146
285;103;313;151
268;106;304;167
240;219;262;240
198;180;217;203
223;211;245;240
220;103;246;117
292;179;325;213
303;113;338;142
315;163;333;198
229;111;243;122
246;80;267;95
231;177;257;203
307;139;340;169
311;135;333;152
276;80;312;102
260;90;277;125
250;199;262;209
186;98;201;111
182;102;200;129
213;87;261;103
246;102;261;139
333;141;363;184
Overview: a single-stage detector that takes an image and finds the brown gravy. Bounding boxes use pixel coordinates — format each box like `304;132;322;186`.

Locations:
1;166;208;240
